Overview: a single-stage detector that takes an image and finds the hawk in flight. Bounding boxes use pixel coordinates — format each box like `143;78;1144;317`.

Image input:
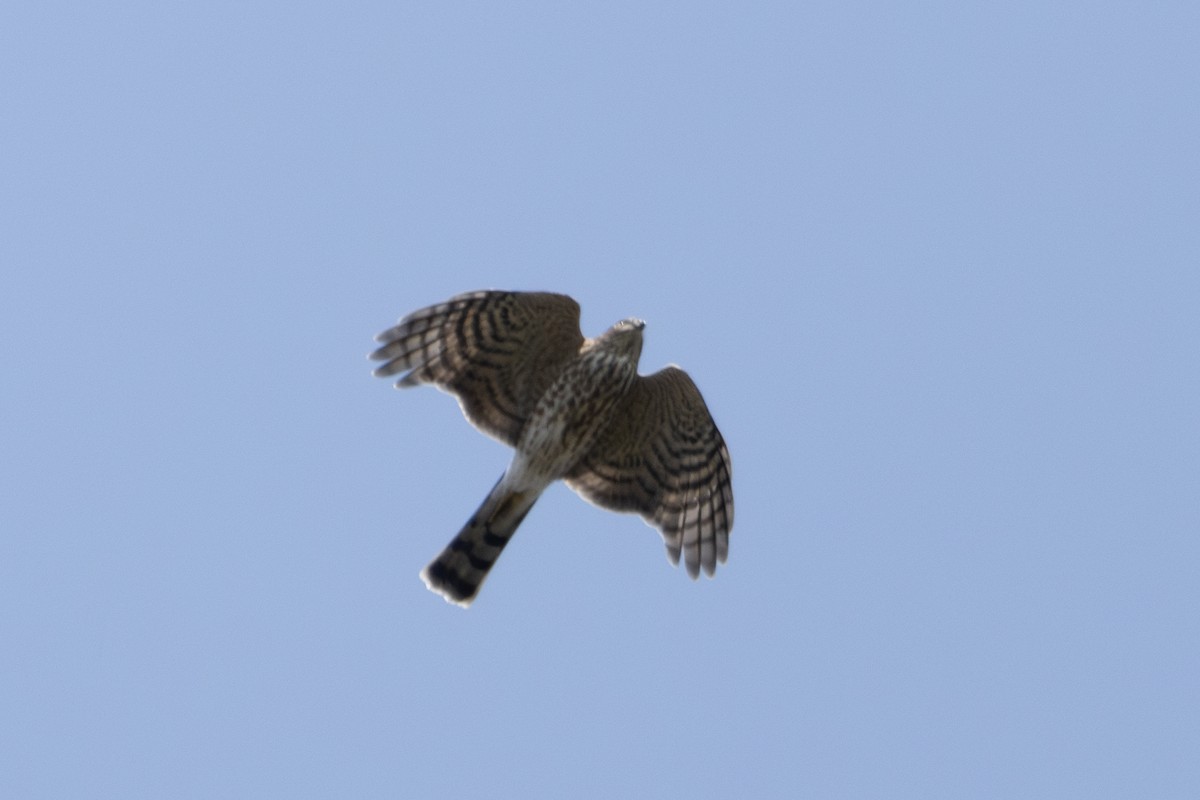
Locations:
370;290;733;607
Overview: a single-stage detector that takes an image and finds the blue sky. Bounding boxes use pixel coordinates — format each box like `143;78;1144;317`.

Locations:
3;1;1198;797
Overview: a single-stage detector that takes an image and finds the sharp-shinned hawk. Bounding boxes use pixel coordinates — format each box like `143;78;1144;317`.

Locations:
370;290;734;607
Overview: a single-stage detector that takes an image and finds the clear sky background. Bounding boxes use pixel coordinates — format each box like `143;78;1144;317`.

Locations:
3;2;1198;798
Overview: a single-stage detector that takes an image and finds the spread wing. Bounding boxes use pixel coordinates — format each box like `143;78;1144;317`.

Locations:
565;366;734;577
370;291;584;446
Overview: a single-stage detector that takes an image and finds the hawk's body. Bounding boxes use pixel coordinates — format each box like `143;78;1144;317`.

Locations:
371;291;733;606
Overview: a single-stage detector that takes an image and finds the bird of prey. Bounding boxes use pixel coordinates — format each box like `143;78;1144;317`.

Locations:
370;290;733;607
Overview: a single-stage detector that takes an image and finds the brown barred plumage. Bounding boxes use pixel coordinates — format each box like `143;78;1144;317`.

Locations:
371;290;733;607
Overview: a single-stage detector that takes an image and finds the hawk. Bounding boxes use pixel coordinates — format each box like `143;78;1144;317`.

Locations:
370;290;733;607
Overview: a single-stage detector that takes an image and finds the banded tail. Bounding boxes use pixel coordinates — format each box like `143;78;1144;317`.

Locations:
421;478;540;607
